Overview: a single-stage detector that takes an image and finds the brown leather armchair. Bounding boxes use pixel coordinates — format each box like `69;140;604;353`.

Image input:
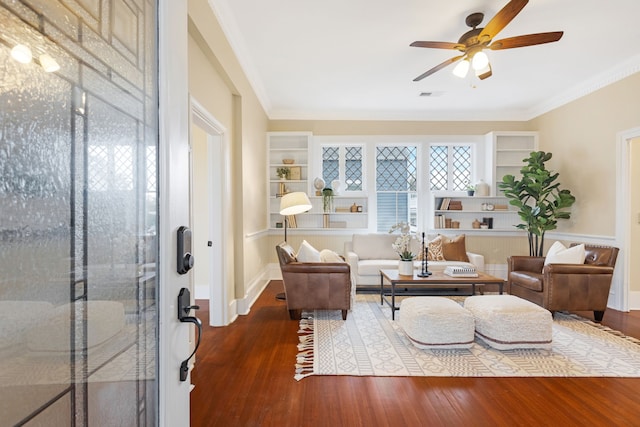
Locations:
507;244;619;322
276;242;352;320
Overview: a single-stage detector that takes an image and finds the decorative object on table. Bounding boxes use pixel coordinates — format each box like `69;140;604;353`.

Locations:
276;167;290;180
289;166;302;180
474;179;490;196
499;151;575;256
313;177;325;196
282;158;294;164
277;192;313;301
322;188;334;212
331;179;342;195
444;266;478;277
417;232;431;277
389;221;416;276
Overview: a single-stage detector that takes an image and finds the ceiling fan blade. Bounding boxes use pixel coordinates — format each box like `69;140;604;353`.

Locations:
410;41;465;51
479;0;528;41
489;32;563;50
413;55;464;81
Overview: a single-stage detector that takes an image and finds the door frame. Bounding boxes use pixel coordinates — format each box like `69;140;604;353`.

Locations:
190;97;230;326
158;0;192;425
616;126;640;311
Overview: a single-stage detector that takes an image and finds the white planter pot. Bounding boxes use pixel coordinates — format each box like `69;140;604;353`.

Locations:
398;260;414;276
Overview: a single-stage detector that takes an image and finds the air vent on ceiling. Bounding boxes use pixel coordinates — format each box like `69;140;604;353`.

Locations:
419;91;444;97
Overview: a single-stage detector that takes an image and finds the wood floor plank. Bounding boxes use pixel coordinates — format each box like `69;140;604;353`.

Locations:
191;281;640;426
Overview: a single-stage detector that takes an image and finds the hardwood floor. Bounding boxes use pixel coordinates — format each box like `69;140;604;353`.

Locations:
191;281;640;427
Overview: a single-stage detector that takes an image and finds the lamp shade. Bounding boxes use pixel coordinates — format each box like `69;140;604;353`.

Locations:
279;192;312;216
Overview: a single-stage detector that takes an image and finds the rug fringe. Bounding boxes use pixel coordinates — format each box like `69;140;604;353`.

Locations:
295;311;316;381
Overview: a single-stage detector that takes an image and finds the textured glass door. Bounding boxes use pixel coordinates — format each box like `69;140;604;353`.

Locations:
0;0;158;425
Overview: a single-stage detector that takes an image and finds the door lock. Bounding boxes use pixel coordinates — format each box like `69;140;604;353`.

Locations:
177;226;194;274
177;287;201;382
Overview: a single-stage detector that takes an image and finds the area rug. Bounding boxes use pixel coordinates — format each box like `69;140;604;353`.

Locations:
295;294;640;380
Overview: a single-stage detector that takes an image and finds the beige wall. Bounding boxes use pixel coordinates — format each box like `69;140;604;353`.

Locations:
188;0;269;301
531;72;640;237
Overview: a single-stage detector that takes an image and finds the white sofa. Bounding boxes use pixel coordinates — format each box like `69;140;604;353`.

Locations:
344;233;485;289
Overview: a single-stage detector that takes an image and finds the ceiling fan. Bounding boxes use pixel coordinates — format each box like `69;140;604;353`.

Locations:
410;0;563;81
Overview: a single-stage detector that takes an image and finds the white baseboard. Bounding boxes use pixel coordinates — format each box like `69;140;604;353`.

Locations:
236;266;271;315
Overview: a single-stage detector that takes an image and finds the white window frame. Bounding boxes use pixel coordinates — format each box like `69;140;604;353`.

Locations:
311;138;367;196
312;135;486;233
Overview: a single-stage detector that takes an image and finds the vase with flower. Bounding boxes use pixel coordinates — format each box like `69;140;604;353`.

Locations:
389;222;415;276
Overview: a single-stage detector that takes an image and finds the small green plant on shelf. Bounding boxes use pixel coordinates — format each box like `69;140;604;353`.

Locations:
322;188;334;212
276;167;290;180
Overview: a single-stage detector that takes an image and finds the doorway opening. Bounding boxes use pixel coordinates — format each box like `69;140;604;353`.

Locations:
190;98;230;326
616;127;640;311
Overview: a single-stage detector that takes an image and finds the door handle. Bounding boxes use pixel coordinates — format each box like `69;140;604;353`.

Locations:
177;287;202;382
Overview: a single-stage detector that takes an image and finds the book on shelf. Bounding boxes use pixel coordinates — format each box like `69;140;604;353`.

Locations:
439;198;450;210
444;266;478;277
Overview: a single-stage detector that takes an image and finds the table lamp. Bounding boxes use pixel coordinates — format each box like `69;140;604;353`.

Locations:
279;192;312;241
277;192;312;301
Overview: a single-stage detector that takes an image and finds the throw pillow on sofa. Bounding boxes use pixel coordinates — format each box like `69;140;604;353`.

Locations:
544;241;585;270
416;237;445;261
297;240;321;262
438;234;470;262
319;249;344;263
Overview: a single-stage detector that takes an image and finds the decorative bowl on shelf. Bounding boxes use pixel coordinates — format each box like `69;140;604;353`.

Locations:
282;158;294;164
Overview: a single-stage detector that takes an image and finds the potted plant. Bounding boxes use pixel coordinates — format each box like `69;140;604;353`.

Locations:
276;167;290;180
465;182;475;196
389;222;415;275
498;151;576;256
322;187;334;212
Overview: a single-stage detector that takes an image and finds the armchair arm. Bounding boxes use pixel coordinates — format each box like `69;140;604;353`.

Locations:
281;262;350;274
466;252;484;272
508;256;545;273
544;264;614;275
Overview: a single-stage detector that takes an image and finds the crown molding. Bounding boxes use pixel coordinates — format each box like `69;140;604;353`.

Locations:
524;54;640;120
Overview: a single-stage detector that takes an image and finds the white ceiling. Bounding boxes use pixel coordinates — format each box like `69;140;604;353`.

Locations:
209;0;640;121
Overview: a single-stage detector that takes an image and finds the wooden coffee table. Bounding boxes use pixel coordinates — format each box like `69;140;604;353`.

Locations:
380;269;504;320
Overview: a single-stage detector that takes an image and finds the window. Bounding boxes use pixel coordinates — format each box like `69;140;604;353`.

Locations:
376;145;417;232
321;145;363;191
429;144;472;191
88;144;135;191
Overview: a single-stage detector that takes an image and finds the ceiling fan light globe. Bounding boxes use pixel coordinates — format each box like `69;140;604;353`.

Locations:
11;44;32;64
452;59;470;78
472;51;489;70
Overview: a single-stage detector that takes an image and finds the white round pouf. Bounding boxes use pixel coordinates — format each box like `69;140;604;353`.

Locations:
399;297;475;349
464;295;553;350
